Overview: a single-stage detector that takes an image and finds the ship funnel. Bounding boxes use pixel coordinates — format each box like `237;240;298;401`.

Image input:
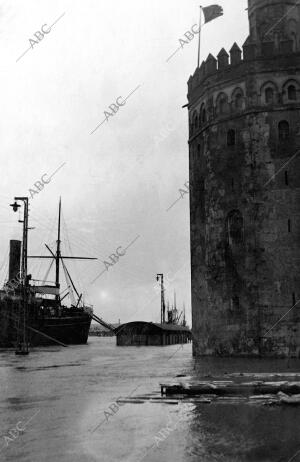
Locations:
9;240;21;281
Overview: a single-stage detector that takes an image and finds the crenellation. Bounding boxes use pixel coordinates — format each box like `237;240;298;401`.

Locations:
217;48;229;70
230;43;242;66
243;37;257;61
205;53;217;74
189;40;300;96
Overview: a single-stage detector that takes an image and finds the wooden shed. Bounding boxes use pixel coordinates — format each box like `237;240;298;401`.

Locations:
115;321;192;346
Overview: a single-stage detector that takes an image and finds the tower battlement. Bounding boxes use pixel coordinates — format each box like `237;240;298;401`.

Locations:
188;38;297;97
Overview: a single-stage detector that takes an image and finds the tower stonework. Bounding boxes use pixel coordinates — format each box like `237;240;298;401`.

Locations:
188;0;300;357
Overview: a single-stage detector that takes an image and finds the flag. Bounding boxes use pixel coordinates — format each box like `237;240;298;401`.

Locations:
202;4;223;24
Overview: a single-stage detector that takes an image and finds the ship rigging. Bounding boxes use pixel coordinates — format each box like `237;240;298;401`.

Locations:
4;196;100;354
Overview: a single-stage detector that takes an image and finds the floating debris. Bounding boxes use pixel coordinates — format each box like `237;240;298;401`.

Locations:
161;380;300;397
278;392;300;405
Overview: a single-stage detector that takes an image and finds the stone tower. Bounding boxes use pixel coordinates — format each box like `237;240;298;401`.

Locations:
188;0;300;357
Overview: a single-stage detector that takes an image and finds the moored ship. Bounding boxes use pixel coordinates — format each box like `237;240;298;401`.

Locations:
0;197;96;351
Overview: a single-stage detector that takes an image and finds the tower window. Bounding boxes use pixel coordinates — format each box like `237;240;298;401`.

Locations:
291;32;297;52
288;85;297;101
278;121;290;140
227;129;236;146
288;219;291;233
231;88;244;111
234;93;243;109
194;116;198;131
227;210;244;245
200;103;206;123
265;87;274;104
285;171;289;185
231;296;240;311
216;93;229;115
191;111;198;134
220;98;227;113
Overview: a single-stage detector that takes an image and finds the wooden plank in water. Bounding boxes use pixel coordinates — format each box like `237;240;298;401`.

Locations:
160;381;300;396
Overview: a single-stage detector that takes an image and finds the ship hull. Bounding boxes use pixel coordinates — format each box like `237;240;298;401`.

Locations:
29;315;92;346
0;300;92;348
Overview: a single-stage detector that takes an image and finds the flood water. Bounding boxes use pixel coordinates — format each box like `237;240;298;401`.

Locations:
0;337;300;462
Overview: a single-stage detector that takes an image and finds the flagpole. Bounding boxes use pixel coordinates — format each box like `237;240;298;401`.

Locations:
197;6;202;68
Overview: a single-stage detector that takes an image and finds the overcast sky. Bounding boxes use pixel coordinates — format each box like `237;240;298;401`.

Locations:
0;0;248;325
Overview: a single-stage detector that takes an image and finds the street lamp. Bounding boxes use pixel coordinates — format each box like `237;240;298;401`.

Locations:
10;197;29;355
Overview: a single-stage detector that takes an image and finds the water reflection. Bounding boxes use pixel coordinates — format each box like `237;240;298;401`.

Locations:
0;338;299;462
185;402;300;462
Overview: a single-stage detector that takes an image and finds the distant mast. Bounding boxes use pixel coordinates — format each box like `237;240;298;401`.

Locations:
55;198;62;304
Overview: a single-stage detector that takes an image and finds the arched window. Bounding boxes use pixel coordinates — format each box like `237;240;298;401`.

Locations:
288;19;298;51
194;116;198;131
278;121;290;140
220;97;227;113
282;79;299;103
191;111;198;134
232;88;244;110
291;32;297;52
235;93;243;109
190;117;193;134
227;129;236;146
227;210;243;245
199;103;206;125
231;296;240;311
216;93;229;115
285;171;289;186
288;85;297;101
265;87;274;104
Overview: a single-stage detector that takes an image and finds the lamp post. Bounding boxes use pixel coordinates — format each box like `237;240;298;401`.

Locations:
10;197;29;355
156;273;165;324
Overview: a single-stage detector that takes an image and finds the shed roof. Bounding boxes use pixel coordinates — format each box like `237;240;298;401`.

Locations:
153;323;190;332
115;321;191;334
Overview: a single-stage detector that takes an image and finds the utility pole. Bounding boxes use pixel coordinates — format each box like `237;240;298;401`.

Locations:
10;197;30;355
156;274;165;324
183;303;186;327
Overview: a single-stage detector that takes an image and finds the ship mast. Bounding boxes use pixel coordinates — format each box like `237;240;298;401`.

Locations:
28;198;97;307
55;198;61;304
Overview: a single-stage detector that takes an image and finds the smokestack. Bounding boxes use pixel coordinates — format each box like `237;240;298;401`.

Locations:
9;240;21;282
